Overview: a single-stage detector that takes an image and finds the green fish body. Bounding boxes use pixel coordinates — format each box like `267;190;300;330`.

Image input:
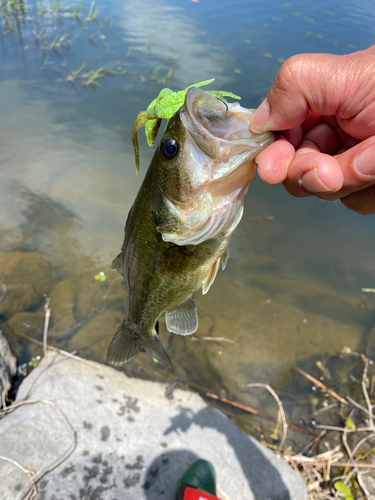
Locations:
108;88;275;367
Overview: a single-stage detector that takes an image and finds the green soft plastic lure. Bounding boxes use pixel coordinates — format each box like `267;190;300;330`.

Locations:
132;78;241;172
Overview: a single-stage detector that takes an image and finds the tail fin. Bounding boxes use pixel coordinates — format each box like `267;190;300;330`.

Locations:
107;320;172;368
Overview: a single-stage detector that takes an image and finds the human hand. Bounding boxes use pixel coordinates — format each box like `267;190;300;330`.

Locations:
249;45;375;215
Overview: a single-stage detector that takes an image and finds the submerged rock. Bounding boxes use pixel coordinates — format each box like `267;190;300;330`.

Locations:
0;251;55;315
174;274;363;395
0;353;307;499
49;279;76;339
70;310;123;358
250;272;365;327
0;228;31;252
2;311;45;358
0;329;17;407
74;267;125;322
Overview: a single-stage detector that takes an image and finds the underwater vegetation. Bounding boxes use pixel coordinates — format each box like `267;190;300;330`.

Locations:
0;0;178;88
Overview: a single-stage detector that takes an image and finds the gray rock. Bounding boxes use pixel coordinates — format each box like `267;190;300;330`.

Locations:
0;329;17;407
0;354;308;500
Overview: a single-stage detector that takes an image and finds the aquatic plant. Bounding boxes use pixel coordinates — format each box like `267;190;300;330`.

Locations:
64;61;128;88
0;0;120;83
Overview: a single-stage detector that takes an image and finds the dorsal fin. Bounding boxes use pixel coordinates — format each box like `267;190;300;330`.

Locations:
165;295;198;335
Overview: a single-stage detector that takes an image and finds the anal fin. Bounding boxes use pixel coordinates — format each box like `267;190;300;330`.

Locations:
165;295;198;336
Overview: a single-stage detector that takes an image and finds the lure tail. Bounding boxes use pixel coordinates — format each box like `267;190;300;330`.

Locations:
107;320;172;368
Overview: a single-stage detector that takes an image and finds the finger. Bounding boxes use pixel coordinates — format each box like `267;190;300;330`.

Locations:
281;126;303;149
332;127;360;149
322;115;339;128
285;136;375;200
328;136;375;198
283;144;344;197
249;47;375;136
284;116;358;151
256;137;295;185
341;185;375;215
302;111;322;133
303;123;341;154
249;52;345;133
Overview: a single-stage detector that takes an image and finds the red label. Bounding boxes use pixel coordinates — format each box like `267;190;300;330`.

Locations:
183;486;222;500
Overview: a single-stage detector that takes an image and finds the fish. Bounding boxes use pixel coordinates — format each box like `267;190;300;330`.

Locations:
107;87;275;368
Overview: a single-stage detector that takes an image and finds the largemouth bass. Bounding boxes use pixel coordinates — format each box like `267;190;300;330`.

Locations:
108;88;275;367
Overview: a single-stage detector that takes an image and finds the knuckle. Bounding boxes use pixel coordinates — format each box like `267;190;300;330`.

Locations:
269;53;322;112
275;54;309;93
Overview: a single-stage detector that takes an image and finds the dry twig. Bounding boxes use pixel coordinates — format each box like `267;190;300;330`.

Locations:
199;337;235;344
294;366;348;405
300;430;327;456
11;329;98;369
0;299;86;499
2;390;7;409
206;392;317;436
42;297;51;358
243;383;287;450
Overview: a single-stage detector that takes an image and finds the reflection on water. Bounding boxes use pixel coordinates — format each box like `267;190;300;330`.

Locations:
1;0;375;448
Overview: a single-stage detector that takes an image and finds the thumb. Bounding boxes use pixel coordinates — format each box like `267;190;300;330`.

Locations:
248;47;375;135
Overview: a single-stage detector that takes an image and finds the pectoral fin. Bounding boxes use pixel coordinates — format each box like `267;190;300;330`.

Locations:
220;247;229;270
202;248;229;294
202;258;220;295
111;252;123;274
157;245;194;277
165;295;198;335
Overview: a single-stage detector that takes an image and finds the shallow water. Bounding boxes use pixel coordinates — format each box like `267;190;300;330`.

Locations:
1;0;375;448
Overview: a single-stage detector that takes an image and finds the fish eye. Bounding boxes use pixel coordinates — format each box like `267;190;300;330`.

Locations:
160;136;179;160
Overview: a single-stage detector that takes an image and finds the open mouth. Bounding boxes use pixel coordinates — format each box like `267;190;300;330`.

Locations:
182;87;274;160
158;88;275;247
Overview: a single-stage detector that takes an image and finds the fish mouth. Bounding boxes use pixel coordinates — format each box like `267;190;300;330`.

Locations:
182;87;275;162
158;88;275;247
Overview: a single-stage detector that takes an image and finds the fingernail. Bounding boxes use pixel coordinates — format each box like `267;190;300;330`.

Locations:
354;146;375;176
249;98;270;134
299;168;332;193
